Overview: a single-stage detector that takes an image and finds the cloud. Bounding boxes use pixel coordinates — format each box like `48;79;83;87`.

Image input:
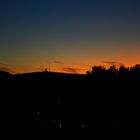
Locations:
0;63;9;71
103;61;124;67
0;67;11;72
63;67;78;73
62;67;87;74
0;62;13;73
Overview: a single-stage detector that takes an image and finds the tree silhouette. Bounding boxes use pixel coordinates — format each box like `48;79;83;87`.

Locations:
87;64;140;79
107;65;118;78
0;64;140;138
89;66;106;78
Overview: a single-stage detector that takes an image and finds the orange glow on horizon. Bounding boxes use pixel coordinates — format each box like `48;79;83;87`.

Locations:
7;61;140;75
1;42;140;74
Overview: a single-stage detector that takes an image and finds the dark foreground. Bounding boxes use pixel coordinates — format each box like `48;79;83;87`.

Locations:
0;71;139;139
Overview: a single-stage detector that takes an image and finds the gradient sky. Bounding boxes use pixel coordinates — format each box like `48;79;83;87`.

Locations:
0;0;140;74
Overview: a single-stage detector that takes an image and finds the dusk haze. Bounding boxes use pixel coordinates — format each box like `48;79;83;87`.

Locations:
0;0;140;73
1;1;140;138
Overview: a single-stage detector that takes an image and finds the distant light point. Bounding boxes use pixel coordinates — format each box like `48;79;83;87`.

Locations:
59;124;62;128
37;112;40;116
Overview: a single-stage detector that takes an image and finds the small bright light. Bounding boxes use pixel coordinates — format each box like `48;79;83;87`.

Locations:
60;124;62;128
37;112;40;116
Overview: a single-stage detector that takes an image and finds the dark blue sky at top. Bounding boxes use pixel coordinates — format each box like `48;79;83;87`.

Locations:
0;0;140;72
1;0;140;43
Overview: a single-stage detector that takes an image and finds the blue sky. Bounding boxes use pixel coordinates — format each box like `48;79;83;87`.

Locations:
0;0;140;73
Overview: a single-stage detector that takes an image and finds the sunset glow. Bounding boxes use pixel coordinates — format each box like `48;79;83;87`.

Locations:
0;0;140;74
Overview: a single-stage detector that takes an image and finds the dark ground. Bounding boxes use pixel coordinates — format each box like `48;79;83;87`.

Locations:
0;71;139;139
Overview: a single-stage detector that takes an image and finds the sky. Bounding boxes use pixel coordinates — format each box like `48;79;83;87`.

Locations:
0;0;140;74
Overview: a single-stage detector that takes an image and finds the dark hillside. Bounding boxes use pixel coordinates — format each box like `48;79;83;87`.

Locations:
0;67;139;139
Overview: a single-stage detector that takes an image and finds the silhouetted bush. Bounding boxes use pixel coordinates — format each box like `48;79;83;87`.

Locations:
87;64;140;79
1;64;140;139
